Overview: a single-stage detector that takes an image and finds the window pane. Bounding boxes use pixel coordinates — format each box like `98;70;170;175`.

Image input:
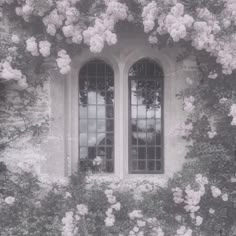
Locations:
80;133;87;146
97;106;105;118
80;106;87;118
97;93;105;104
97;120;106;132
88;119;96;132
129;59;163;173
80;147;88;160
106;119;113;132
88;133;96;146
88;91;96;104
88;106;96;118
80;120;87;132
131;106;137;119
79;60;114;173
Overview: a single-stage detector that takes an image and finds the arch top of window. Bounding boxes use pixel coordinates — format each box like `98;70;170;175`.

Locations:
79;59;114;77
128;58;164;78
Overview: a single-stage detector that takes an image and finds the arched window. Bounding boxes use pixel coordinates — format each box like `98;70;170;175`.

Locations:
129;58;164;174
79;60;114;173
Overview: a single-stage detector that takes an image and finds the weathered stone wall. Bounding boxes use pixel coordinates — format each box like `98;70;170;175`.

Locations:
0;22;199;182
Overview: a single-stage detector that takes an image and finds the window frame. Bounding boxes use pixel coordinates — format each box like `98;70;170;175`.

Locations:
128;59;165;174
78;59;115;173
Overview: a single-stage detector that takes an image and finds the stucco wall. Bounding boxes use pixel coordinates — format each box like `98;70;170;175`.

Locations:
42;30;199;183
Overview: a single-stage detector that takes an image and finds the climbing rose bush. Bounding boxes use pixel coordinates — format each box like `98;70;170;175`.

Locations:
1;0;236;235
0;162;235;235
1;0;236;86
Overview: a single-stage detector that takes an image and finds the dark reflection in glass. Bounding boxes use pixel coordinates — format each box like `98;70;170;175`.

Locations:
97;133;105;145
79;90;87;104
106;77;114;89
88;63;96;76
106;120;113;132
88;77;96;90
107;147;113;159
156;147;161;159
88;147;96;159
147;132;155;145
131;148;138;159
79;60;114;173
148;161;155;171
138;147;146;159
106;161;114;172
129;59;163;173
156;161;161;170
132;134;137;145
147;147;155;159
106;91;114;104
138;161;146;170
138;132;146;145
106;106;114;118
132;161;138;170
97;63;105;76
97;146;105;156
106;134;114;145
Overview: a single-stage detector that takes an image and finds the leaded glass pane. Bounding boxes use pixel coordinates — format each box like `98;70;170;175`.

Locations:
79;60;114;173
129;59;164;173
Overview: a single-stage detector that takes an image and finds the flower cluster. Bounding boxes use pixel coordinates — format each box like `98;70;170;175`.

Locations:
104;189;121;227
4;196;15;205
183;174;208;221
176;226;192;236
26;37;51;57
207;130;217;139
128;210;145;236
210;186;228;201
0;60;28;88
228;104;236;125
172;174;209;227
26;37;39;56
183;96;195;113
83;0;128;53
61;211;78;236
165;3;193;42
39;40;51;57
172;187;184;204
56;49;71;74
61;204;88;236
92;156;103;166
142;1;159;33
11;34;20;44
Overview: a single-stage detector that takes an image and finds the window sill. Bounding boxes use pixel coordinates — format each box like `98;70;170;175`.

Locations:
85;173;169;189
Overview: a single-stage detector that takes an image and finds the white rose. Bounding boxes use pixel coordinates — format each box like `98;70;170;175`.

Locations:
195;215;203;226
209;208;215;214
222;193;228;201
76;204;88;216
5;196;15;205
11;34;20;44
